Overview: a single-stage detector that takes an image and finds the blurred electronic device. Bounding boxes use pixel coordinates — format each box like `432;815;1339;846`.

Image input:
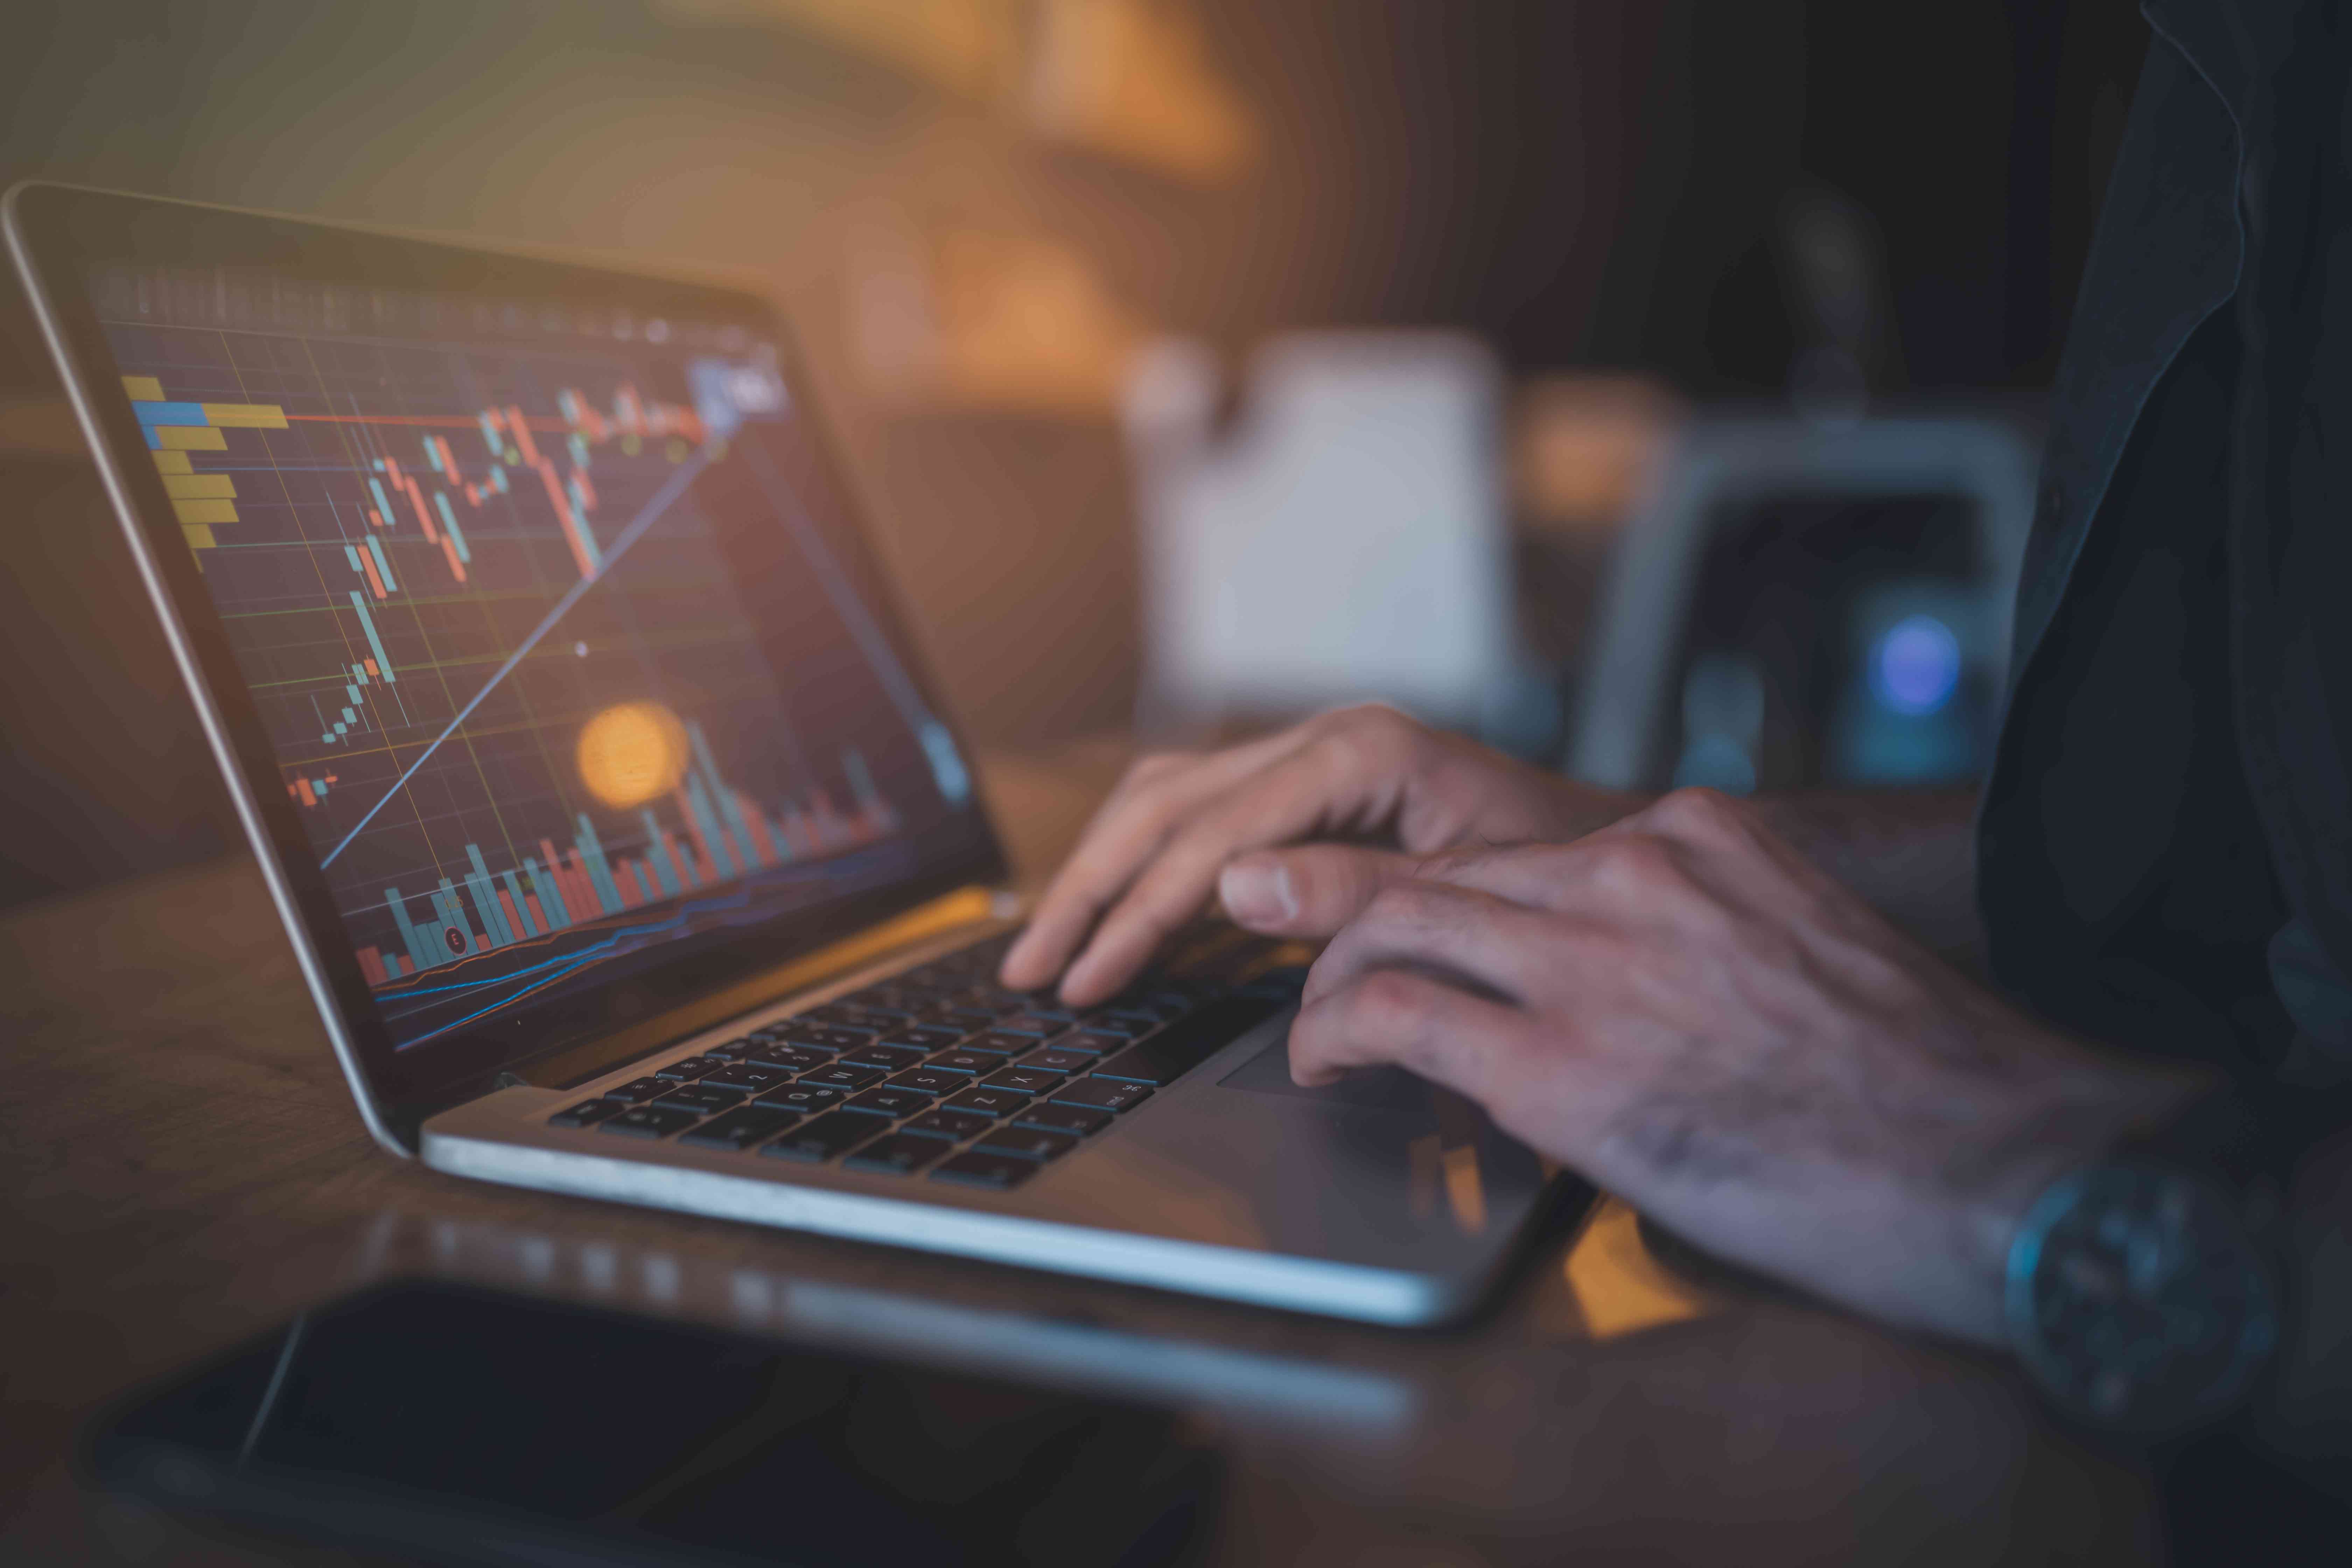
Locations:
8;184;1570;1326
1122;331;1511;731
1568;416;2036;793
86;1279;1224;1568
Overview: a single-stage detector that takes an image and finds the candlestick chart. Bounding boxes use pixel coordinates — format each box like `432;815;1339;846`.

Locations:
94;287;974;1052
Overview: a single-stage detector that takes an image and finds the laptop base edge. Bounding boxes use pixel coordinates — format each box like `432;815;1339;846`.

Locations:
420;1129;1486;1328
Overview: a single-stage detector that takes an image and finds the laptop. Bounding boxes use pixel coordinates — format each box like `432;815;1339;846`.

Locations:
6;182;1567;1325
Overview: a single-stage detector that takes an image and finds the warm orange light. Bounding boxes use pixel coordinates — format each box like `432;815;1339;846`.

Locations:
576;701;690;809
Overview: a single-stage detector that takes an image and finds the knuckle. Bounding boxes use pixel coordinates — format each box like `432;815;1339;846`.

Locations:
1352;968;1438;1032
1651;786;1752;840
1325;700;1406;732
1364;880;1445;929
1588;834;1683;890
1324;700;1420;749
1318;720;1402;778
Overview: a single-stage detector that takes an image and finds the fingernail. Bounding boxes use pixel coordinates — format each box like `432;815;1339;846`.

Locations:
1220;860;1298;929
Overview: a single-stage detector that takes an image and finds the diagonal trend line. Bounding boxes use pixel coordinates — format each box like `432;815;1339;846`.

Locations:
738;440;938;737
320;451;710;869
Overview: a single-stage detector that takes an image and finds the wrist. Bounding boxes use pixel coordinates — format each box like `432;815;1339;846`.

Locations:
1935;1054;2190;1346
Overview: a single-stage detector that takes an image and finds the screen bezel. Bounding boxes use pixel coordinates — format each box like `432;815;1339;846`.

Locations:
5;182;1009;1146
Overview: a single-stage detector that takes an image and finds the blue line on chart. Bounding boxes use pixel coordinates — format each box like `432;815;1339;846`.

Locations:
383;845;895;1048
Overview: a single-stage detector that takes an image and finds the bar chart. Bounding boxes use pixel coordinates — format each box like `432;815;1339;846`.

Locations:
92;267;975;1052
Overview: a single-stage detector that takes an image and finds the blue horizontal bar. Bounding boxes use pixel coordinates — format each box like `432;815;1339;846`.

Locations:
131;401;208;426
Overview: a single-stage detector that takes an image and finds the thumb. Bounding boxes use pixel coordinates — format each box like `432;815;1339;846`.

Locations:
1218;845;1420;938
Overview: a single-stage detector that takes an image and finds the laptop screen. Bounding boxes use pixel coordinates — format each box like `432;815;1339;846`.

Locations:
76;257;992;1063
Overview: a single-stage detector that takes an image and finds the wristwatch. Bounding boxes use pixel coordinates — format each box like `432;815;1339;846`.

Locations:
2004;1157;2280;1434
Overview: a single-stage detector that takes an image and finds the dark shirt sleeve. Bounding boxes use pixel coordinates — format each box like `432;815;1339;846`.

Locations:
1976;0;2352;1497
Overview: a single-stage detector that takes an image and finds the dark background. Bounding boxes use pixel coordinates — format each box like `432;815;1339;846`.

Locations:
0;0;2150;911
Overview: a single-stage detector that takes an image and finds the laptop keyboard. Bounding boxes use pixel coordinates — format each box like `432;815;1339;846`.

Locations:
544;930;1302;1190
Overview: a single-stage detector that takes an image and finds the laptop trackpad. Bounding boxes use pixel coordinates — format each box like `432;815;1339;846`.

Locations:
1217;1035;1433;1114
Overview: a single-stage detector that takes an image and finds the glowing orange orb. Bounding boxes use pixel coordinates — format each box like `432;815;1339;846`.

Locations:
576;701;688;809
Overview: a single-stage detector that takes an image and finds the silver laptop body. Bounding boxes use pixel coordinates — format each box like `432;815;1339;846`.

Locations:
7;182;1562;1326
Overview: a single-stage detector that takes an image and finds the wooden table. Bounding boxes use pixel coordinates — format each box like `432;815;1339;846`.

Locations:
0;745;2158;1564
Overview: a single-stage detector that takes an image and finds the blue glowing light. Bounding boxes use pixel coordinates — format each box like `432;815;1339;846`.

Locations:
1870;614;1962;716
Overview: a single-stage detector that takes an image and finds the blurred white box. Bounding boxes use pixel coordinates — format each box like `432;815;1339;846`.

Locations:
1123;331;1510;730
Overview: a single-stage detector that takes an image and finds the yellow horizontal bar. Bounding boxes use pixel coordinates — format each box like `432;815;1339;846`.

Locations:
151;450;192;474
157;426;227;450
121;375;164;402
181;523;217;550
163;473;236;499
171;498;238;525
199;402;287;429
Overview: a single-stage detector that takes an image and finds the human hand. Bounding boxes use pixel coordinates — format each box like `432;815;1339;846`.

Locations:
1277;788;2190;1344
999;705;1642;1005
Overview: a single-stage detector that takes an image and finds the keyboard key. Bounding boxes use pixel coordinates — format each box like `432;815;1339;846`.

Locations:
903;1107;996;1141
1108;983;1198;1011
995;1013;1072;1037
704;1037;764;1062
810;1004;911;1031
1071;1016;1152;1041
763;1024;874;1052
955;987;1040;1011
741;1042;834;1073
1014;1102;1112;1138
877;1026;966;1051
844;1133;950;1175
654;1084;747;1115
841;985;924;1011
1100;1007;1182;1030
1025;1048;1098;1075
1091;997;1282;1085
655;1054;730;1080
844;1086;935;1118
679;1106;799;1151
606;1076;673;1105
800;1063;886;1092
760;1112;885;1163
840;1043;928;1071
923;1008;998;1033
598;1105;701;1139
965;1032;1043;1057
698;1064;792;1094
944;1086;1032;1117
1063;1031;1128;1056
974;1125;1078;1162
754;1082;850;1115
930;1150;1045;1190
981;1066;1065;1095
1049;1078;1153;1114
924;1049;1000;1075
887;1067;971;1096
548;1099;624;1128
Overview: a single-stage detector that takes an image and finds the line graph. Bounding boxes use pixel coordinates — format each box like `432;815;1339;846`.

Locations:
319;450;707;869
90;265;976;1052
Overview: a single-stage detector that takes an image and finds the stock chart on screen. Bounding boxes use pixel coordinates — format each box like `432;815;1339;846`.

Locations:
89;266;975;1052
